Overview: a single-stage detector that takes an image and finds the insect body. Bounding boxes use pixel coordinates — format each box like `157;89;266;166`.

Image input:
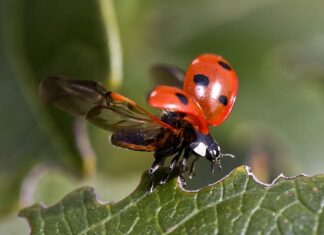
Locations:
40;54;238;192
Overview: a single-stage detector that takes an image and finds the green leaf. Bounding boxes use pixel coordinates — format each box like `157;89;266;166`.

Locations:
20;166;324;234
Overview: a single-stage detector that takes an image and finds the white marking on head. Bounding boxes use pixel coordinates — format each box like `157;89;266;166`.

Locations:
217;145;220;151
193;142;208;156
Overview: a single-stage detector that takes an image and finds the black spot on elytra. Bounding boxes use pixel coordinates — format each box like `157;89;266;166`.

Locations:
193;74;209;86
175;93;188;105
219;95;228;106
218;61;232;71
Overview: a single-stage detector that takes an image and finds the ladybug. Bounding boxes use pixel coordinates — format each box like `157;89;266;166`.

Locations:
40;54;238;192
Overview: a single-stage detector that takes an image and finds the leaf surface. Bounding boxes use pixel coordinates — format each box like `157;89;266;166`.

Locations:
20;166;324;235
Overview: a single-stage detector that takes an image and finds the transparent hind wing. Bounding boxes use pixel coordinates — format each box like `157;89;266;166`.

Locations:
150;64;185;88
39;76;107;116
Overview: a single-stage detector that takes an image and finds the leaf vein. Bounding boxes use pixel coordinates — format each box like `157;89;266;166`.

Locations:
38;206;45;235
79;193;147;234
314;200;324;235
154;192;165;233
231;175;249;229
81;191;90;228
294;180;317;215
165;190;248;234
60;201;73;235
126;217;139;234
241;187;268;235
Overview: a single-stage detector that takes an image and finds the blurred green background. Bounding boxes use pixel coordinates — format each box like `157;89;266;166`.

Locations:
1;0;324;233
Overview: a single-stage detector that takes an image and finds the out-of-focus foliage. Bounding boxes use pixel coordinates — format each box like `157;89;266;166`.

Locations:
0;0;110;218
1;0;324;233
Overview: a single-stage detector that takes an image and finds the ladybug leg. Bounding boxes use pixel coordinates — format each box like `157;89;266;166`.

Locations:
147;179;154;195
179;148;191;187
188;156;200;179
149;155;164;175
210;153;235;174
147;154;164;194
160;150;183;185
168;150;182;171
211;160;222;174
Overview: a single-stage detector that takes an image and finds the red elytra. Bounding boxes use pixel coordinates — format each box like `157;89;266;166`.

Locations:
149;53;238;133
183;54;238;126
149;85;209;134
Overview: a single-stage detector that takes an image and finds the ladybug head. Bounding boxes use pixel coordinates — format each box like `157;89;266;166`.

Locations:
189;132;235;170
189;133;220;158
206;142;221;162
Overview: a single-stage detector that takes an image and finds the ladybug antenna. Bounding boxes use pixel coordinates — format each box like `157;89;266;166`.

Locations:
220;153;235;159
